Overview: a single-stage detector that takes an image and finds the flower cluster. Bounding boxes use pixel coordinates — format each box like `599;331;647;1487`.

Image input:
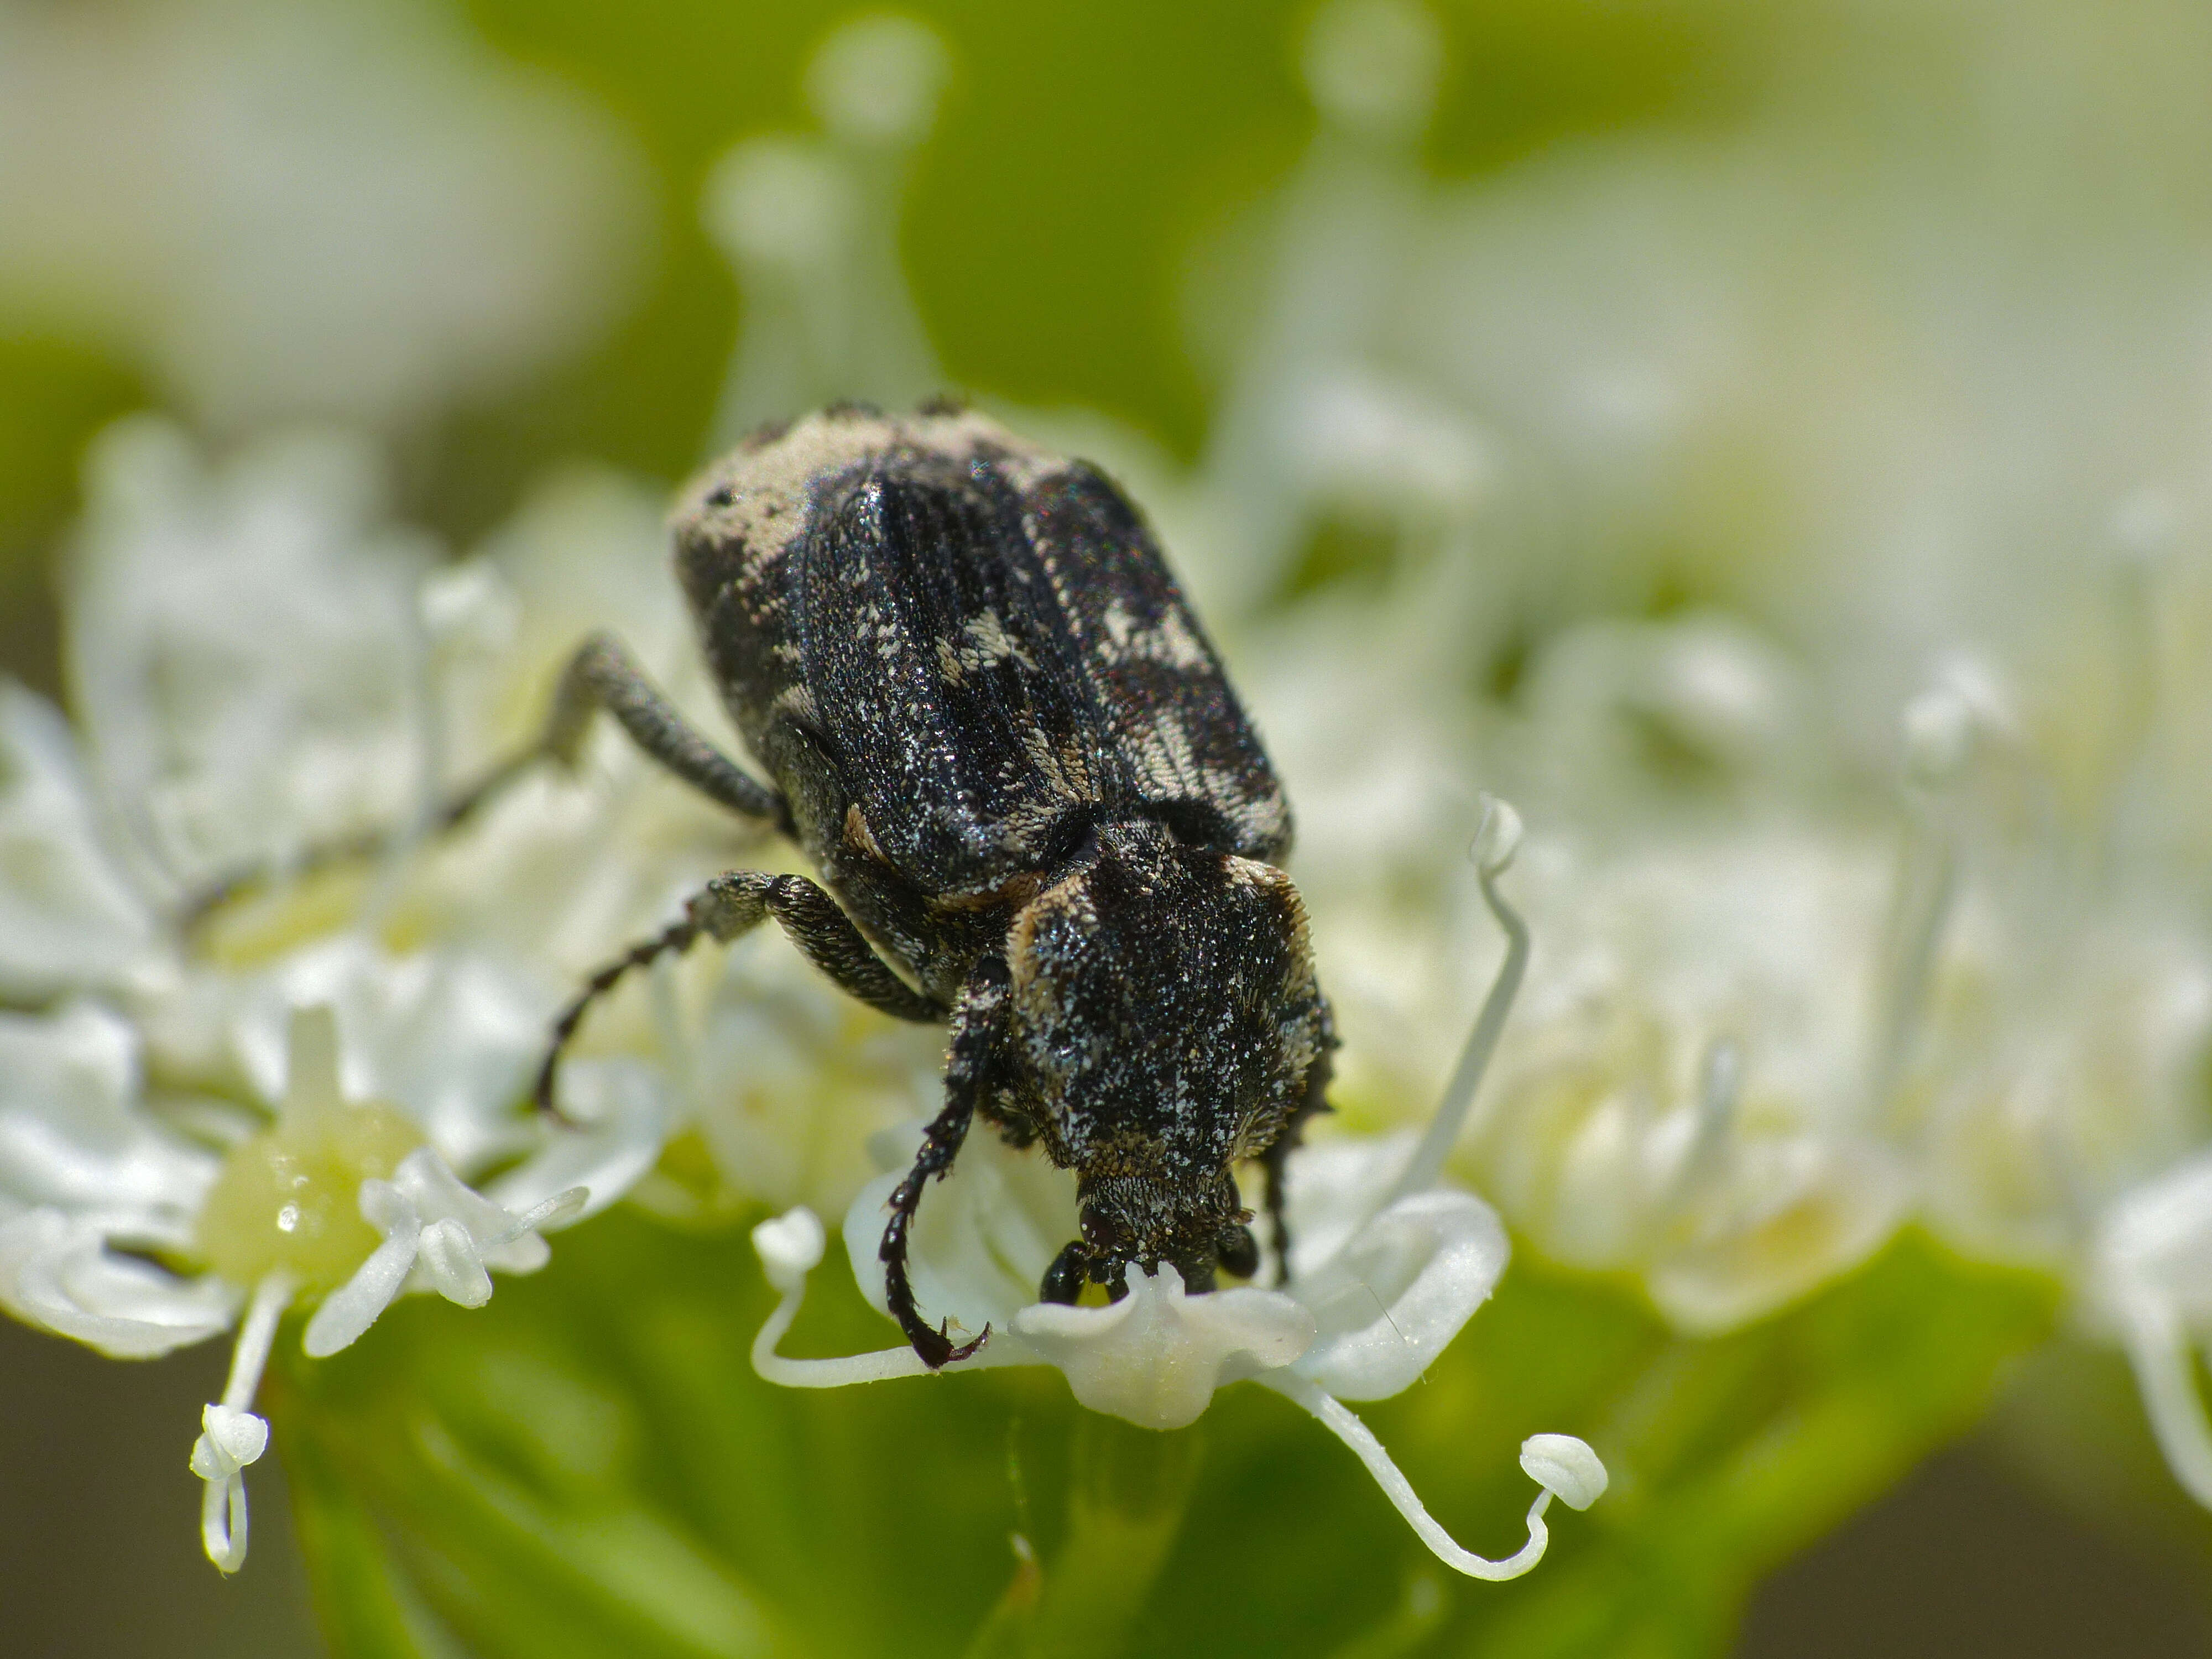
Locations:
0;414;922;1570
1187;0;2212;1516
15;0;2212;1622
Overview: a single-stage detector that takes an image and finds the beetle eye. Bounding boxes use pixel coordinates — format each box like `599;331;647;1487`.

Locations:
1217;1223;1261;1281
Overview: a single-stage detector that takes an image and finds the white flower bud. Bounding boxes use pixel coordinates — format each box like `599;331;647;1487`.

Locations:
700;140;856;274
1302;0;1442;141
2111;487;2182;563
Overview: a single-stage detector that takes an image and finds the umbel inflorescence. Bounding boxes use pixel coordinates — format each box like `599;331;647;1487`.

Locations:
9;0;2212;1615
0;405;1601;1582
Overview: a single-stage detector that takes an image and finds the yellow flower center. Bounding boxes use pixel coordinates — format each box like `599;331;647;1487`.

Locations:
196;1102;423;1291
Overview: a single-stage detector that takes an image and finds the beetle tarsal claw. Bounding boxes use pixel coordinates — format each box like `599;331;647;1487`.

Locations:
914;1317;989;1371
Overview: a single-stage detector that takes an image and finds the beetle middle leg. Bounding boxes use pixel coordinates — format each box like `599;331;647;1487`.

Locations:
180;632;787;930
533;869;944;1113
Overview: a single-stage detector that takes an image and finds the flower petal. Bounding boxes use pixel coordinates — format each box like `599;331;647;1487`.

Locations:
0;683;159;997
2095;1151;2212;1508
0;1000;217;1218
2098;1148;2212;1316
842;1120;1077;1336
487;1057;670;1225
1011;1264;1315;1431
1279;1130;1421;1281
1288;1186;1509;1401
300;1179;421;1357
1646;1135;1910;1335
0;1207;236;1358
66;418;429;885
232;939;548;1176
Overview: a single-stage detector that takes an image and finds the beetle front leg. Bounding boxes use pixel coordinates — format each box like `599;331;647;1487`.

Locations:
437;632;787;831
881;958;1009;1369
533;869;944;1114
1040;1239;1094;1305
1259;1023;1337;1284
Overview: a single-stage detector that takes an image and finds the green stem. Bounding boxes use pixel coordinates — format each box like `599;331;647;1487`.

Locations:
964;1416;1205;1659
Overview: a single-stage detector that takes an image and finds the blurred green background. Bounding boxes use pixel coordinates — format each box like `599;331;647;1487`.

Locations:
7;0;2212;1653
2;0;1731;692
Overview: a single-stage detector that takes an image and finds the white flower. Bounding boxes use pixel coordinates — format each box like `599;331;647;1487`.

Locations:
1918;920;2212;1272
62;417;437;887
1888;557;2212;1515
0;685;158;997
0;999;230;1357
748;805;1606;1583
669;0;2212;1532
1254;605;1923;1337
1193;0;1481;617
0;995;587;1573
1159;17;1935;1350
2091;1152;2212;1511
0;421;709;1571
299;1143;579;1356
1469;825;1915;1333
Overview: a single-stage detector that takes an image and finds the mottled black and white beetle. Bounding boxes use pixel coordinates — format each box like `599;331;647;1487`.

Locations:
513;404;1334;1368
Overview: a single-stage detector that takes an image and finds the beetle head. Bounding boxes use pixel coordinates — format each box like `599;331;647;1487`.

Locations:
1004;817;1330;1301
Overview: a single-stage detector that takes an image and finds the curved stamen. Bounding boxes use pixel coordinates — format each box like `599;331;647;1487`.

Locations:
1260;1371;1605;1580
191;1269;294;1573
221;1270;294;1415
1386;794;1529;1206
1658;1036;1743;1222
1872;689;1975;1121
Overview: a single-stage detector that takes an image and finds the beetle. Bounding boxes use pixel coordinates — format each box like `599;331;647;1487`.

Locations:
208;401;1337;1370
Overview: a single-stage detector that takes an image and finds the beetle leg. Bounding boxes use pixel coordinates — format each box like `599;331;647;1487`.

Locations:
881;959;1008;1368
534;869;944;1115
539;632;788;828
1041;1239;1091;1305
718;872;945;1024
1217;1222;1261;1283
177;633;789;932
1259;1030;1336;1285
